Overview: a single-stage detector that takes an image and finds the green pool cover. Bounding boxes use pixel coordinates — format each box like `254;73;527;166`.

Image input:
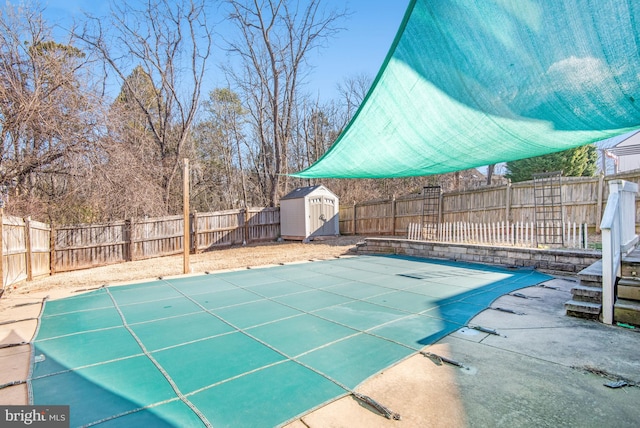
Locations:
30;255;550;427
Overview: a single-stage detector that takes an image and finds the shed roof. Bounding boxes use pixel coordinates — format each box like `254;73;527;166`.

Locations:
281;185;336;201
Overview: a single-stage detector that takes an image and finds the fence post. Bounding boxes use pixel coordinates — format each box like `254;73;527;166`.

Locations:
391;196;397;236
243;209;250;244
183;158;190;274
505;180;512;222
24;216;33;281
0;210;3;290
353;202;357;235
126;218;134;261
596;173;604;232
49;224;56;276
191;210;198;254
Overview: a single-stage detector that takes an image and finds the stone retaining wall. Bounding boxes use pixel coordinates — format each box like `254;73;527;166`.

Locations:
356;238;601;275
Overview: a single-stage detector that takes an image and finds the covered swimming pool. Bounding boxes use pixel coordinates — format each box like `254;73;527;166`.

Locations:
30;255;550;427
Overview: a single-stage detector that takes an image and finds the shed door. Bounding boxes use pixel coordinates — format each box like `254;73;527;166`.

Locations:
309;196;335;236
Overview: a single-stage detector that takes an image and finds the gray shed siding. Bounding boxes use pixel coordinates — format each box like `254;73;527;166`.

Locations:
280;197;306;239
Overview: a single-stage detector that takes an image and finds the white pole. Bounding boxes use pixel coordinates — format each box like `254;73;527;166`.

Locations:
584;224;588;249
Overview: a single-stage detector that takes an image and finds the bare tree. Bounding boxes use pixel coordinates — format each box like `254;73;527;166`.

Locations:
486;163;495;185
336;72;372;128
224;0;346;206
82;101;169;221
192;88;249;210
78;0;212;214
289;95;341;179
0;3;104;221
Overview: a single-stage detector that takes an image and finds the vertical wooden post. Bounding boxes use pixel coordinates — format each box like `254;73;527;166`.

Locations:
391;196;397;236
24;216;32;281
438;191;443;225
505;180;512;223
125;219;134;261
183;158;190;274
191;210;198;254
0;209;3;291
49;224;55;276
353;202;357;235
596;173;604;233
238;207;242;244
243;208;250;244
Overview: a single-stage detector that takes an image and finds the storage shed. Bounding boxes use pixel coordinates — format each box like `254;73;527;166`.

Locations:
280;185;339;241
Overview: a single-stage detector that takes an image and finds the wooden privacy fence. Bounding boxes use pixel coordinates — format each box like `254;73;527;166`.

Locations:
407;221;589;249
5;170;640;289
1;216;51;288
1;208;280;288
339;170;640;237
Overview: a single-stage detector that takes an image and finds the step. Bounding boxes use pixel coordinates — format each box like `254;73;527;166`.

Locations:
620;247;640;277
565;299;601;319
617;277;640;301
578;277;602;288
570;284;602;303
577;259;602;287
614;298;640;326
622;245;640;262
620;264;640;278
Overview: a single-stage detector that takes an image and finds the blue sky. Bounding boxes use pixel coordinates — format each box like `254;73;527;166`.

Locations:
307;0;410;99
36;0;410;101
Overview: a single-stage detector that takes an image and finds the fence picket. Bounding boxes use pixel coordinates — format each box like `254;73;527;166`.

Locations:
406;221;589;249
1;208;282;285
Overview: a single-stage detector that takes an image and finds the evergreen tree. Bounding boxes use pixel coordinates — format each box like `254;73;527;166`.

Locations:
505;145;597;182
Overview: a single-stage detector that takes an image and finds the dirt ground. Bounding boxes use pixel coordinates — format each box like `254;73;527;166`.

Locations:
4;236;365;297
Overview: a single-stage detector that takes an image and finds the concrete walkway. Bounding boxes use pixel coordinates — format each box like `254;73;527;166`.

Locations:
2;277;639;427
285;277;640;427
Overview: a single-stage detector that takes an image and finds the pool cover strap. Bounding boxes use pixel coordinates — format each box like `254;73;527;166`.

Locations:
159;277;403;422
353;392;401;420
421;351;465;369
104;287;213;428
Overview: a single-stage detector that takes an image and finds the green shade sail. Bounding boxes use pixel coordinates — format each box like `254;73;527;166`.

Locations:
293;0;640;178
